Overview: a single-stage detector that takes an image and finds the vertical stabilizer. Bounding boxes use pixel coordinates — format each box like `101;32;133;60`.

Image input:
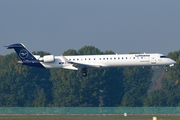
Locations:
6;43;36;61
5;43;45;68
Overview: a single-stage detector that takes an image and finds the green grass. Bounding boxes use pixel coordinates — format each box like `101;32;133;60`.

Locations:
0;115;180;119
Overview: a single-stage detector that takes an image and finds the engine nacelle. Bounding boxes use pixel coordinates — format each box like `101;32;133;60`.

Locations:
43;55;55;63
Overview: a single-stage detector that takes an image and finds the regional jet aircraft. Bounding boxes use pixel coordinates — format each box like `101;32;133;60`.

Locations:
6;43;176;76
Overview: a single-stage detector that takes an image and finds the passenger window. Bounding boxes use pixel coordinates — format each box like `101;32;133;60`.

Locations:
114;58;116;60
133;57;135;59
107;58;108;60
89;58;91;60
77;59;79;61
126;57;127;59
99;58;101;60
122;57;124;59
103;58;105;60
141;57;143;59
94;58;95;60
118;57;120;59
85;58;86;60
110;58;112;60
69;59;71;61
73;59;75;61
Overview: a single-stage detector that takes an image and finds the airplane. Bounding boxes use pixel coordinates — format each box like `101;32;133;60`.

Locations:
6;43;176;76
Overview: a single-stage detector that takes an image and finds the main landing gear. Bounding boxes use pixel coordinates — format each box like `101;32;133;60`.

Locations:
82;72;87;77
79;68;87;77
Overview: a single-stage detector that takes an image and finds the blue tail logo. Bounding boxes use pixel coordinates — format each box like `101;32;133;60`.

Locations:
19;49;29;59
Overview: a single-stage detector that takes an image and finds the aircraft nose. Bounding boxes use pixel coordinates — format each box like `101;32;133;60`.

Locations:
168;59;176;67
172;60;176;64
169;59;176;64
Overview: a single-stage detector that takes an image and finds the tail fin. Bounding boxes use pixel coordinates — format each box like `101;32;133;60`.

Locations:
5;43;37;61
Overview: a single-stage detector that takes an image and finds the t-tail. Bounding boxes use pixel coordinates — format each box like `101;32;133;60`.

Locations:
5;43;44;68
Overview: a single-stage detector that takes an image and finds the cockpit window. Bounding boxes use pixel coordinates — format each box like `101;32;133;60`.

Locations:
160;56;168;58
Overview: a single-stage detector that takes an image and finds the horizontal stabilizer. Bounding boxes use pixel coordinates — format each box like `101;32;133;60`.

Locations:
5;43;25;49
5;43;37;61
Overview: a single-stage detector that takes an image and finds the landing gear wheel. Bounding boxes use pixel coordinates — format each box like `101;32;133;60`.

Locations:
79;68;87;77
82;72;87;77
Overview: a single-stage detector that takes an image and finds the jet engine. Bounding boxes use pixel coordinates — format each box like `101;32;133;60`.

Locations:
36;55;55;63
43;55;55;63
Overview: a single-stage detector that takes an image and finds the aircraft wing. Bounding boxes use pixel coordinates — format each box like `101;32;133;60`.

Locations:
61;55;101;70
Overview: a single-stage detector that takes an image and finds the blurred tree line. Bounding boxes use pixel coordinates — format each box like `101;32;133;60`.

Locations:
0;46;179;107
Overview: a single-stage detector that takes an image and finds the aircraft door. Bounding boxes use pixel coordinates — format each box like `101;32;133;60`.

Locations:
151;55;157;65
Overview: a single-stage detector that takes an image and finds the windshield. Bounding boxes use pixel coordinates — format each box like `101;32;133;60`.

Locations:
160;56;168;58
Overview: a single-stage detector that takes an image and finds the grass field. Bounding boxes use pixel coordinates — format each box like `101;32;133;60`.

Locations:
0;115;180;119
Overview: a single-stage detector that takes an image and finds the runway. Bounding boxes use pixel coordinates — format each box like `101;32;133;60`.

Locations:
1;119;179;120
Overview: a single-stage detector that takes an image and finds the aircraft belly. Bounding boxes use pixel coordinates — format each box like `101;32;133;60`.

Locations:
40;62;64;69
98;60;151;68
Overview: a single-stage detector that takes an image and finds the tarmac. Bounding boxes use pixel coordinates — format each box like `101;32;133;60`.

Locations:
0;119;179;120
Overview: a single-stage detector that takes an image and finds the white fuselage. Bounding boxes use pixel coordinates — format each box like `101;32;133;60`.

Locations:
40;53;176;70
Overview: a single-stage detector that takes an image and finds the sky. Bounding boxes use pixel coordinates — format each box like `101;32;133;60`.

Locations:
1;0;180;56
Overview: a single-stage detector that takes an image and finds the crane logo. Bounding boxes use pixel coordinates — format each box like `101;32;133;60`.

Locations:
19;49;28;59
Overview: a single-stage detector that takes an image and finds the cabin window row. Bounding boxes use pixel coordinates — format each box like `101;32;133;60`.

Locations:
69;57;150;61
